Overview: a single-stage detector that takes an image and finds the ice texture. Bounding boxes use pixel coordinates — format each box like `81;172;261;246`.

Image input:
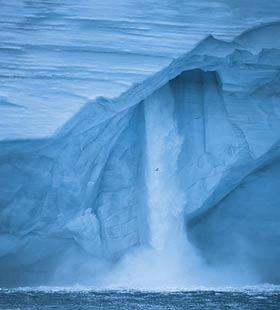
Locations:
0;1;280;287
1;0;280;140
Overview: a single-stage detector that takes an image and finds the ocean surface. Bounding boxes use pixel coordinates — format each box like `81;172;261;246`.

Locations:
1;285;280;309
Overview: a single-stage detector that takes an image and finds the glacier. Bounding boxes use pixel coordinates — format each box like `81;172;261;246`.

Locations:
1;1;280;287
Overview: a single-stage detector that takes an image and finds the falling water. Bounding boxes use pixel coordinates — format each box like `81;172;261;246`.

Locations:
141;84;200;287
144;84;185;252
106;84;202;289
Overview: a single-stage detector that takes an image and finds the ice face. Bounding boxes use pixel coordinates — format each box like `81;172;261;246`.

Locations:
1;3;280;287
1;0;280;140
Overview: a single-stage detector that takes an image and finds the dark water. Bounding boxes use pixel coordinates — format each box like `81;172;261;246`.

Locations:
1;287;280;309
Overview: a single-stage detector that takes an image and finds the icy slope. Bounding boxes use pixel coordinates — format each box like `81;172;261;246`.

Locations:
1;21;280;286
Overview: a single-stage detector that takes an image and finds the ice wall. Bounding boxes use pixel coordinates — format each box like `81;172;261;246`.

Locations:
0;23;280;286
1;0;280;140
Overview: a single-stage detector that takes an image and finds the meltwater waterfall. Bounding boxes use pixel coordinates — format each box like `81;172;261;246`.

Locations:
143;85;197;286
106;84;203;289
144;85;187;255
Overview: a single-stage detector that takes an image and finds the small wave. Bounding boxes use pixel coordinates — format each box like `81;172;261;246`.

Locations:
2;283;280;295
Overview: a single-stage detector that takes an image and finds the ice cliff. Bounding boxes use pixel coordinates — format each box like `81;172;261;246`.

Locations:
1;9;280;286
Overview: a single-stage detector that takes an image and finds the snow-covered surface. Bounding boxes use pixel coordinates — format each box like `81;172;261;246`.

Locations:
0;1;280;288
1;0;280;140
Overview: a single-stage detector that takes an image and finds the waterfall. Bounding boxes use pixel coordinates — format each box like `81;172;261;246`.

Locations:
105;83;203;289
144;84;186;252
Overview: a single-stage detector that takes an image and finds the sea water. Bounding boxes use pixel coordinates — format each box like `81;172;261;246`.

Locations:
1;285;280;309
